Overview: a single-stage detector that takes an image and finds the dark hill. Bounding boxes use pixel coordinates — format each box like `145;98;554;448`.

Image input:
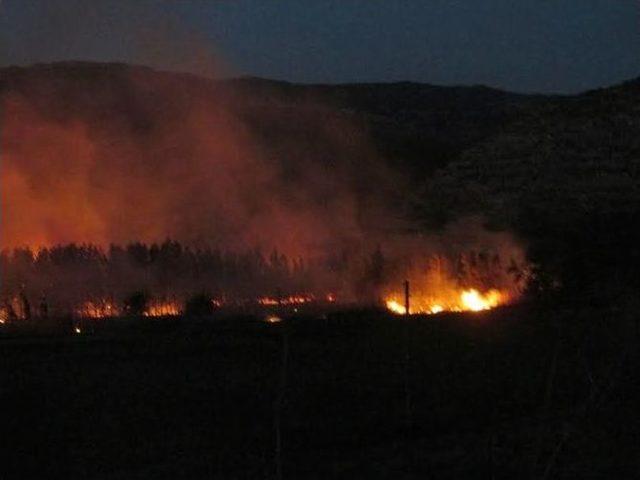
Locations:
0;61;541;181
2;62;638;221
426;76;640;222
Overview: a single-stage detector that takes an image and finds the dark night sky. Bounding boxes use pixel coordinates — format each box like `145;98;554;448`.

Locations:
1;0;638;93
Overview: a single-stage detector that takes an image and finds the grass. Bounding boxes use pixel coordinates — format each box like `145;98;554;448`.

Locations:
1;303;638;479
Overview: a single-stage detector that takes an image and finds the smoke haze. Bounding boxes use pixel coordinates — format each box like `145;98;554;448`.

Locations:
0;63;400;256
0;3;529;311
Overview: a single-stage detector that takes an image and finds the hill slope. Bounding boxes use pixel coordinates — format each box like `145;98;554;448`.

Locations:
0;61;541;182
2;62;640;292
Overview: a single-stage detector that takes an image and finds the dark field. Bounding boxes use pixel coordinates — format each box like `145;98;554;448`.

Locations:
2;304;639;479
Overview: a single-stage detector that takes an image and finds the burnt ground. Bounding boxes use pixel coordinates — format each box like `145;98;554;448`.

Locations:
1;303;639;479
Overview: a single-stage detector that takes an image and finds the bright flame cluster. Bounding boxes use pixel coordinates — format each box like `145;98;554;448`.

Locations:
70;293;337;319
75;299;181;318
385;288;505;315
143;301;181;317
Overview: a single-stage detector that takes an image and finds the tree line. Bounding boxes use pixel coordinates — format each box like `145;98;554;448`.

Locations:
1;240;528;319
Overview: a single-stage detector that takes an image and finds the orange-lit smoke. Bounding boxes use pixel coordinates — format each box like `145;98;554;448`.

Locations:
0;65;530;314
0;64;389;257
380;219;529;314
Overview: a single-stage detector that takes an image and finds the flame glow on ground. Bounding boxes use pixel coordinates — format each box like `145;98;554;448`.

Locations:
0;289;508;322
258;295;314;306
74;300;182;319
385;288;506;315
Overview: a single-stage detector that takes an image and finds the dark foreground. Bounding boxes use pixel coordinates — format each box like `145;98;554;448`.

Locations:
1;303;639;479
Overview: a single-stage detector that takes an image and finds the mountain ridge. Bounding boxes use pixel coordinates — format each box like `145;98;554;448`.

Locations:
2;61;640;226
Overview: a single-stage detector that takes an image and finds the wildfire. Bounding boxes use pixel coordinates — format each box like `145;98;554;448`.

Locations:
265;315;282;324
61;293;337;320
386;299;406;315
143;300;181;317
385;288;506;315
76;300;120;319
0;305;8;324
74;298;181;318
460;289;502;311
1;296;30;321
258;295;315;306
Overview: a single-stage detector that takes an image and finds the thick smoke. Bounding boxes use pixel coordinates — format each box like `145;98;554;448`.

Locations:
0;65;531;316
0;0;385;254
0;63;530;312
0;3;529;312
1;64;396;255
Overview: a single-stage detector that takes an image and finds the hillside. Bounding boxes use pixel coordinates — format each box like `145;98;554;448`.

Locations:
226;75;541;178
2;62;638;218
424;79;640;223
0;61;540;182
2;62;640;293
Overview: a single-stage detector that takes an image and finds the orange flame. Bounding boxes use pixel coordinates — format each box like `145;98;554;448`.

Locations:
385;288;506;315
75;298;182;318
258;295;315;306
143;300;181;317
75;300;120;319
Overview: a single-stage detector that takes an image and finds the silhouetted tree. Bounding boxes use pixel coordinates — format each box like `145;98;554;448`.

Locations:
185;293;215;317
123;291;148;317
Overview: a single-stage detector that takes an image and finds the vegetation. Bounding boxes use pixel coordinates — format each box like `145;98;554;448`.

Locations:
123;290;149;317
184;292;215;317
2;62;639;478
3;62;638;300
1;304;638;479
0;241;526;318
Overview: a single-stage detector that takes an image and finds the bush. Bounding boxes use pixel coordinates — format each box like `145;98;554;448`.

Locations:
123;291;148;317
185;293;215;317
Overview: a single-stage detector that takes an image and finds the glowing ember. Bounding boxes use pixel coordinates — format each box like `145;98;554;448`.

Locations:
265;315;282;324
385;288;506;315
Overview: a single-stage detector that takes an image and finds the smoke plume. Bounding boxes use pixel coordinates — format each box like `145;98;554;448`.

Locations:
0;4;529;312
1;63;398;256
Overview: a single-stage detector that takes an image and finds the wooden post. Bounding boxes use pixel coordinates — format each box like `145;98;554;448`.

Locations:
404;280;410;316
